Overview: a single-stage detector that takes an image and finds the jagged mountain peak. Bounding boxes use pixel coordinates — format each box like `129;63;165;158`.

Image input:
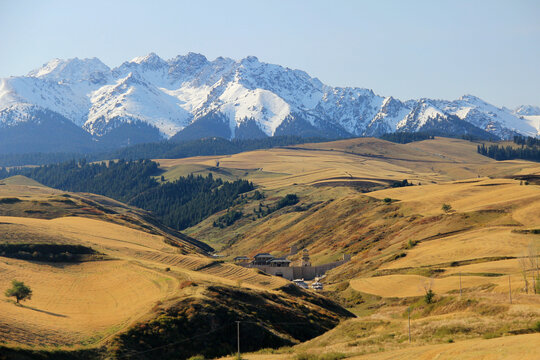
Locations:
458;94;483;102
130;52;165;65
27;57;110;83
0;51;537;154
514;104;540;116
239;55;260;65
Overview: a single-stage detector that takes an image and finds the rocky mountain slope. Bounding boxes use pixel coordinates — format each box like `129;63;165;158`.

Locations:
0;53;538;152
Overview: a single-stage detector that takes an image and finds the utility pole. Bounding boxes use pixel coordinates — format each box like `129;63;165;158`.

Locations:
407;307;411;343
236;321;241;359
459;272;462;298
508;275;512;304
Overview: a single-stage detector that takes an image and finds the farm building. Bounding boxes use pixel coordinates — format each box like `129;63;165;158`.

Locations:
235;248;350;281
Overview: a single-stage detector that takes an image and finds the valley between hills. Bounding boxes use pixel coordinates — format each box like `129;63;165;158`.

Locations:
0;136;539;359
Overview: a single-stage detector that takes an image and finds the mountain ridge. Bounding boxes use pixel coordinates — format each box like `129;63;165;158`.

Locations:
0;53;538;153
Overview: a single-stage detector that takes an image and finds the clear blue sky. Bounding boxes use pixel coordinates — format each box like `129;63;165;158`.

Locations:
1;0;538;108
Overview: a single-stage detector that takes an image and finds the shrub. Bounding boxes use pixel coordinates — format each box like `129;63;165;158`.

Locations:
441;204;452;213
275;194;299;209
406;239;418;249
383;197;392;203
0;197;21;204
424;289;435;304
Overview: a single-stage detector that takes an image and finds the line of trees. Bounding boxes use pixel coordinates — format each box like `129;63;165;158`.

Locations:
513;135;540;147
477;143;540;161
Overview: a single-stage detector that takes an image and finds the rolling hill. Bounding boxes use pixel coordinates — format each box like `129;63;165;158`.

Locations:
0;176;352;359
162;136;539;359
1;136;539;359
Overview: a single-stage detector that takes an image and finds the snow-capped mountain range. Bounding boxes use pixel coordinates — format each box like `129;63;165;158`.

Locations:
0;52;538;152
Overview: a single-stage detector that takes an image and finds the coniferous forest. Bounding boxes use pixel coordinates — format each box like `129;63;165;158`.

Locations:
0;160;254;230
477;136;540;162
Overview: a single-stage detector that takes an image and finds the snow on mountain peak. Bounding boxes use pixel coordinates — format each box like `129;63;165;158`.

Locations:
459;94;482;103
514;104;540;116
28;57;110;83
1;52;538;143
131;52;163;64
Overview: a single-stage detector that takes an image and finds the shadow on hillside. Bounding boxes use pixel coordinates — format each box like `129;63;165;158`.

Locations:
16;303;68;318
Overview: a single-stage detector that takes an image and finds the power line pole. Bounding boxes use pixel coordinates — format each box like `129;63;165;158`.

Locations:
407;307;411;343
236;321;241;359
459;272;462;298
508;275;512;304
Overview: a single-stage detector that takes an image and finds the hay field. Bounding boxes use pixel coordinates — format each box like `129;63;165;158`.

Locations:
369;178;540;222
218;333;540;360
380;227;534;270
349;333;540;360
347;177;539;298
0;216;177;253
158;137;540;189
349;274;519;298
0;259;175;346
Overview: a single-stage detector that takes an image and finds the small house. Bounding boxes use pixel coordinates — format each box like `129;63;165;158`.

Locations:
252;253;274;265
270;258;291;267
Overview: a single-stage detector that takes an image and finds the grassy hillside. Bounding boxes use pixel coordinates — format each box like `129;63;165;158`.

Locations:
0;178;352;359
167;137;540;359
2;136;540;359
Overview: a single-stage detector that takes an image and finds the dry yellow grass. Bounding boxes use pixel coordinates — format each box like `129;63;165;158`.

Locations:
0;214;291;347
349;333;540;360
159;138;540;190
381;227;535;270
217;333;540;360
0;216;178;254
348;274;531;298
370;178;540;223
443;259;522;276
0;177;296;350
0;258;175;346
1;138;539;356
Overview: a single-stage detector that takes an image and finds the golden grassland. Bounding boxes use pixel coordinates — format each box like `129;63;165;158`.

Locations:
0;179;292;350
219;333;540;360
169;137;540;359
156;137;540;189
1;137;540;358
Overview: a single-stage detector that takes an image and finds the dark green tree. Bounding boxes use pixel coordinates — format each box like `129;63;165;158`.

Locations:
5;280;32;304
424;289;435;304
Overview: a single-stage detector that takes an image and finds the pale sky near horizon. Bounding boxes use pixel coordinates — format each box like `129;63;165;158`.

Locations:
0;0;538;108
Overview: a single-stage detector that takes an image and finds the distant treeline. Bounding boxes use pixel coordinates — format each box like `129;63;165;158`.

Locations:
0;160;254;230
380;132;435;144
477;135;540;162
0;136;331;167
513;135;540;147
380;132;490;144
